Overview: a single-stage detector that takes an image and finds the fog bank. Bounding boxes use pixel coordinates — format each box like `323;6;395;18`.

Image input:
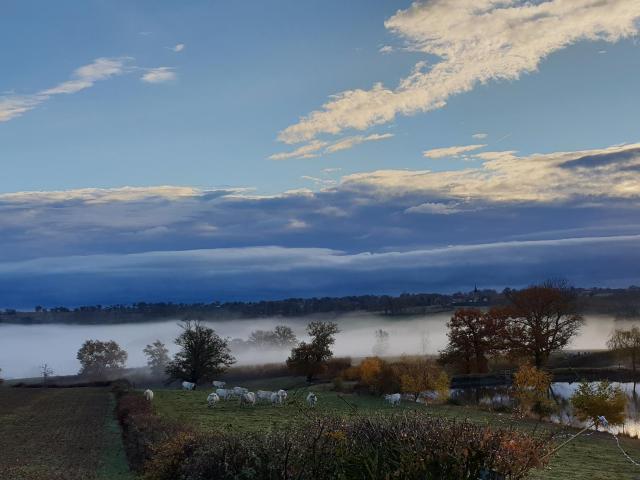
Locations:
0;313;634;379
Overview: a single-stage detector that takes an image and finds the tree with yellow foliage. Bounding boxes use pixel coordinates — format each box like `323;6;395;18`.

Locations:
512;364;555;419
395;357;449;402
571;381;627;429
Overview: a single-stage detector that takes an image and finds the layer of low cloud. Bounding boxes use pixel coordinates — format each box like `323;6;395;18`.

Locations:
276;0;640;154
2;234;639;307
1;142;640;305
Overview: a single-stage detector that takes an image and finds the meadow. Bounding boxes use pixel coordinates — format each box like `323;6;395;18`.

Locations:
151;379;640;480
0;387;133;480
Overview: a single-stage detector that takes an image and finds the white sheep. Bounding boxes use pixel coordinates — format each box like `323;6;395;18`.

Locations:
207;392;220;408
306;392;318;407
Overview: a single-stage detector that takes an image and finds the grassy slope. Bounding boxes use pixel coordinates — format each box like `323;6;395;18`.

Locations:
153;383;640;480
0;387;133;480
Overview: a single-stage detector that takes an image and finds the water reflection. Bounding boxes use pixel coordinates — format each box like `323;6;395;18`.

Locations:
452;382;640;437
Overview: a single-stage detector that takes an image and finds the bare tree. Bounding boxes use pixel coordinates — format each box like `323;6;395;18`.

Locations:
502;283;583;367
40;363;54;386
372;329;390;356
608;326;640;377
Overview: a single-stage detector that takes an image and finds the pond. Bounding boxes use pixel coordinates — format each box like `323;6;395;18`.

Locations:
452;382;640;437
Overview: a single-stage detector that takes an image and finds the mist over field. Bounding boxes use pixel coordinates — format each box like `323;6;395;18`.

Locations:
0;312;634;379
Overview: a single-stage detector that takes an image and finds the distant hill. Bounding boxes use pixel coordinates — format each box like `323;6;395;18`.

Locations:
1;286;639;325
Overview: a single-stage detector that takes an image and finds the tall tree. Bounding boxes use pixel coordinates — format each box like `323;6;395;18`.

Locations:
502;283;583;367
607;326;640;377
143;340;170;376
287;321;339;381
439;308;504;373
272;325;298;348
372;329;390;356
166;320;235;385
77;340;127;377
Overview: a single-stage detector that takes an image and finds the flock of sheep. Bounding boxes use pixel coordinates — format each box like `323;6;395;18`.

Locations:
142;382;404;409
141;380;319;409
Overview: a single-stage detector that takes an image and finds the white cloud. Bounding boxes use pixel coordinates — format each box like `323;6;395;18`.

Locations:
271;133;393;160
379;45;394;54
277;0;640;145
404;202;464;215
0;57;129;122
301;176;337;188
287;219;309;230
0;186;204;205
343;143;640;203
269;140;328;160
472;133;488;139
171;43;185;52
141;67;176;84
325;133;394;154
423;144;486;159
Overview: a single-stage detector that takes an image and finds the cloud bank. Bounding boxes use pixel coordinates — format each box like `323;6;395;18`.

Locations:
1;142;639;306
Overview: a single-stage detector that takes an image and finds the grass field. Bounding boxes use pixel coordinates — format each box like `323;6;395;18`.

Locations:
152;381;640;480
0;387;133;480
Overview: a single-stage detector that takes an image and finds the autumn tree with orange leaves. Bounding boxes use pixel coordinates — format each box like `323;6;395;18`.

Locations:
439;308;505;374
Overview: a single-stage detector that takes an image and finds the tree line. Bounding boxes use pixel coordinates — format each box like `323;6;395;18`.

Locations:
73;321;339;386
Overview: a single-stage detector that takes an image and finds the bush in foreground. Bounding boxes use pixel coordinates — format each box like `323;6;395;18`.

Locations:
135;410;551;480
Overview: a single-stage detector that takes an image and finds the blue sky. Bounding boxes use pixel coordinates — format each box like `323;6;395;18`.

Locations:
1;0;640;306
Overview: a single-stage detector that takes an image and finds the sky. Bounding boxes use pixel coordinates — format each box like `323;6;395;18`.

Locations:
1;0;640;307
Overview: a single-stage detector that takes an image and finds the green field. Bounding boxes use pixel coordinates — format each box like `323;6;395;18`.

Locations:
0;387;133;480
152;382;640;480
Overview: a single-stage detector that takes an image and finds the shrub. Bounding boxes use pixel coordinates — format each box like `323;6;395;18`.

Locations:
359;357;384;391
141;413;552;480
324;356;352;378
332;376;345;392
571;380;627;429
117;392;182;472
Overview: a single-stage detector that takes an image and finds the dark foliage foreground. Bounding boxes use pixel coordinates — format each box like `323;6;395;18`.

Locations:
116;392;552;480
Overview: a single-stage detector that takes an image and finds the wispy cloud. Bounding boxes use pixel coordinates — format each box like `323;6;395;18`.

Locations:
423;144;486;159
170;43;185;53
472;133;488;139
270;133;393;160
141;67;176;84
276;0;640;147
0;57;129;122
269;140;328;160
325;133;394;154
